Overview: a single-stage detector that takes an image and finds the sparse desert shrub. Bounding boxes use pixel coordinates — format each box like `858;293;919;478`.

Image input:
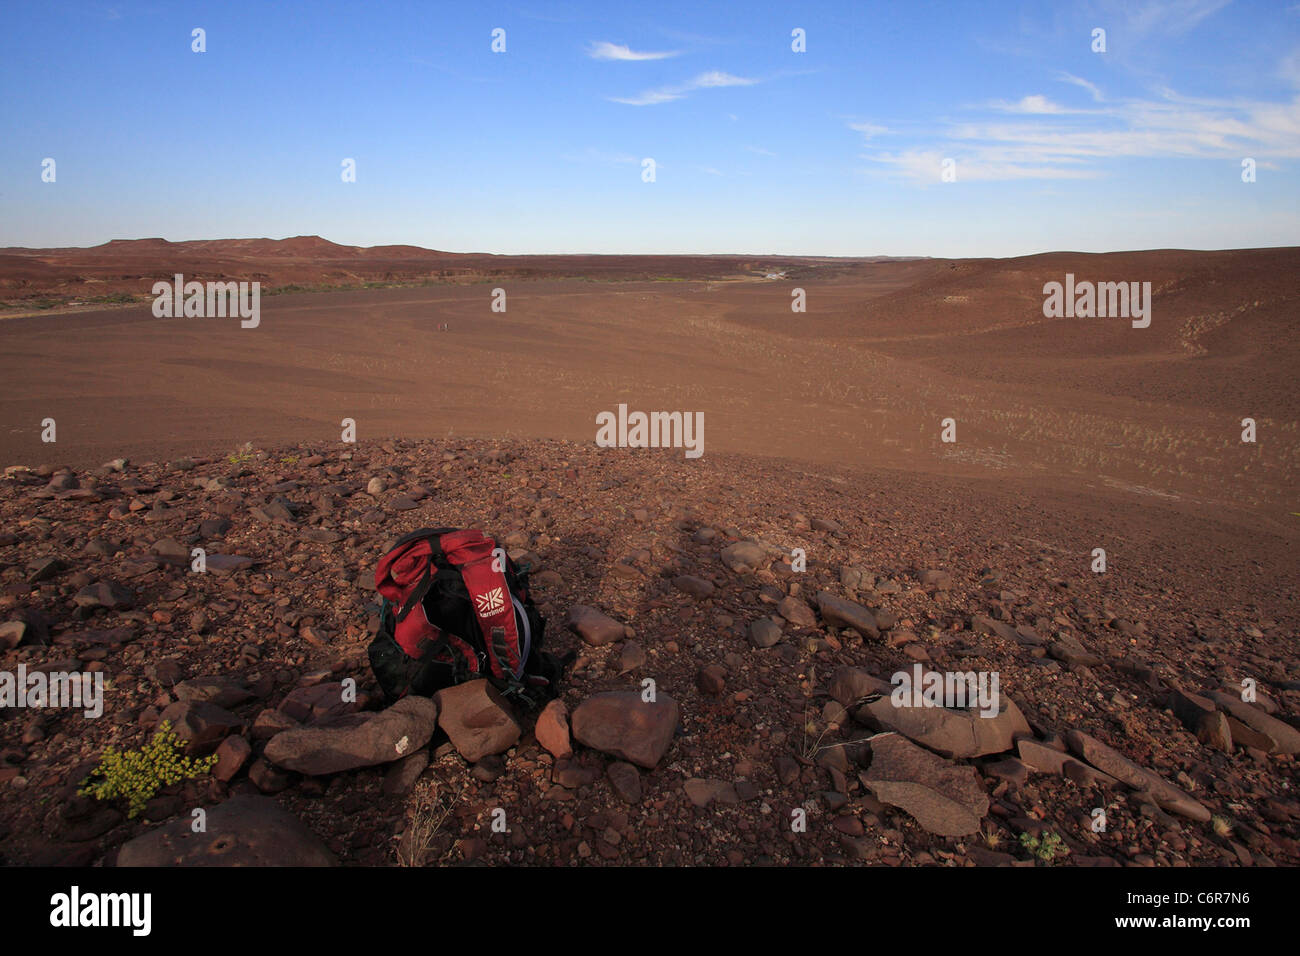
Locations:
1019;830;1069;863
78;720;216;819
397;781;467;866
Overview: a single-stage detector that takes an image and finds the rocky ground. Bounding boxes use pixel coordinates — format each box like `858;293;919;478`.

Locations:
0;437;1297;867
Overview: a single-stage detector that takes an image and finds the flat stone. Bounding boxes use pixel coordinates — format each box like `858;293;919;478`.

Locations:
683;778;739;808
1208;691;1300;755
1064;730;1210;822
174;676;255;710
382;751;430;796
777;596;817;627
617;641;646;674
1050;633;1103;667
212;735;251;783
278;683;358;725
571;691;680;769
73;581;135;611
205;554;254;575
827;667;892;709
673;575;716;599
816;591;882;639
854;672;1031;759
863;734;990;837
564;605;625;646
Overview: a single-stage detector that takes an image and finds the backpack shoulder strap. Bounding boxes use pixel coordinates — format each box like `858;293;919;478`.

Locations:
438;529;525;681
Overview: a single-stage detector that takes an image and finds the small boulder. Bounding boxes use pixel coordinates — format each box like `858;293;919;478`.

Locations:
263;696;438;775
534;699;573;759
434;680;521;763
158;700;243;756
720;541;767;574
564;606;625;646
571;691;680;769
673;575;716;599
816;591;881;639
116;795;335;866
748;618;782;648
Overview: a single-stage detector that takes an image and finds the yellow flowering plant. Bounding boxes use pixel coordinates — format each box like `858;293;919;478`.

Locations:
78;720;217;819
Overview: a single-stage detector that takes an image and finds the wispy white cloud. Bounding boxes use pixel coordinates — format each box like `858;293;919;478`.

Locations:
989;94;1070;114
1114;0;1233;36
609;70;758;106
744;145;776;156
1056;72;1104;102
588;41;679;61
561;148;640;166
848;122;889;138
853;69;1300;182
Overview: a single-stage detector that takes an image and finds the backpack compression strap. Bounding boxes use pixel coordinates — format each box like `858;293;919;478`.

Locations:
375;536;481;673
439;529;524;681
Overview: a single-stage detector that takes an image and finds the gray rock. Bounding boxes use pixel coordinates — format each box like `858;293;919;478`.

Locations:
150;537;190;567
617;641;646;674
748;617;782;648
720;541;767;573
73;580;134;611
174;676;255;710
816;591;880;639
263;696;438;774
672;575;715;599
607;761;643;804
918;569;952;590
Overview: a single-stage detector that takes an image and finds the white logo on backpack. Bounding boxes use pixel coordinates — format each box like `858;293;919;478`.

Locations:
475;587;505;617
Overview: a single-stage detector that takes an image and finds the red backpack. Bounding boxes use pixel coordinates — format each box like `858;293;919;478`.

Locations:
368;528;563;707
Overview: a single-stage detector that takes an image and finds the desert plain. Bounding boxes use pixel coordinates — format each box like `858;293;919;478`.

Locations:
0;238;1295;866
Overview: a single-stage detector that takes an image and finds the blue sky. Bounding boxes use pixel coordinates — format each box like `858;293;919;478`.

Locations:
1;0;1297;256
